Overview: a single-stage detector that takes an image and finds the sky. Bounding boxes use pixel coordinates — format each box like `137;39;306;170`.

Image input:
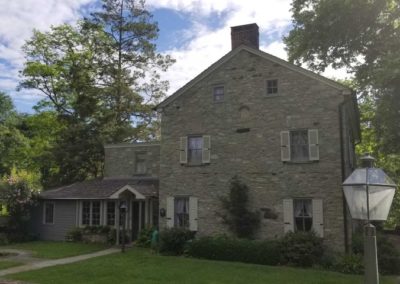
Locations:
0;0;351;113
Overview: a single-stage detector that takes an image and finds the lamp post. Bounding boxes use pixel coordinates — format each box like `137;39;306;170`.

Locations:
119;202;127;253
342;154;397;284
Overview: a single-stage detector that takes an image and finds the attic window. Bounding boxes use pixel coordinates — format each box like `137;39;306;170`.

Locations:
213;86;224;102
266;80;278;94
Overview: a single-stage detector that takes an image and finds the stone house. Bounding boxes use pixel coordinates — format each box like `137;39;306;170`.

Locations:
31;23;360;251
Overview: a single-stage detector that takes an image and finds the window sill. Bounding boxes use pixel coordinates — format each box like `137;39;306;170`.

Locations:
264;94;280;98
283;160;319;164
181;163;210;167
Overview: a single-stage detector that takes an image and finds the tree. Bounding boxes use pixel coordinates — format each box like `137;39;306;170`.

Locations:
0;169;40;242
19;1;173;185
0;92;30;176
220;176;260;239
87;0;174;141
285;0;400;225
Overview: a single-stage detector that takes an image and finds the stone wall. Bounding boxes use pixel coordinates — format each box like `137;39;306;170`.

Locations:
104;143;160;178
159;49;356;251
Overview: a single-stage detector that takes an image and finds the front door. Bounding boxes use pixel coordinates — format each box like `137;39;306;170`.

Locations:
131;201;145;240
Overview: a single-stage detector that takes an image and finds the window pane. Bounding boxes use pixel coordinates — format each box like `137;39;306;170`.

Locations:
92;201;101;226
188;137;203;164
213;86;224;102
290;130;309;161
174;197;189;228
45;203;54;224
267;80;278;94
107;202;115;226
82;201;91;225
294;199;313;232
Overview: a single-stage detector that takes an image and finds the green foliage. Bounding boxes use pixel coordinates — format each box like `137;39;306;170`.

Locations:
334;254;364;275
65;227;83;242
136;226;155;248
186;236;281;266
0;170;40;242
351;232;400;275
279;231;324;267
65;226;115;244
220;176;260;239
159;228;195;255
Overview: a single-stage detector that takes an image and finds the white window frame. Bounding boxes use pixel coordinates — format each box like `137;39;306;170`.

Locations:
43;202;55;225
281;129;319;162
80;201;103;227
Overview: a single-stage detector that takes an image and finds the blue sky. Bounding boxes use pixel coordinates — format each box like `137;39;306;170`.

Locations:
0;0;349;113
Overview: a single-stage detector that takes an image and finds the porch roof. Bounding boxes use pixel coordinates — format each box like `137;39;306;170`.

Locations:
39;177;158;200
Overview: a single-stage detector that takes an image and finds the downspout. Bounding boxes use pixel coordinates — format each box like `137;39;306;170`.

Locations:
339;100;349;253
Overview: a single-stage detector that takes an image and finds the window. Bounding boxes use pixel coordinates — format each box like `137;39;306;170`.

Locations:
82;201;91;225
135;152;147;174
290;130;309;161
92;201;101;225
280;129;319;162
188;136;203;165
213;86;224;102
106;201;116;226
43;202;54;224
294;199;312;232
266;79;278;94
81;201;102;226
174;197;189;228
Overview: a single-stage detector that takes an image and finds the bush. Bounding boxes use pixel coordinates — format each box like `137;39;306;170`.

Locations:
65;227;83;242
159;228;195;255
136;227;154;248
279;231;324;267
335;254;364;274
186;236;281;266
351;232;400;275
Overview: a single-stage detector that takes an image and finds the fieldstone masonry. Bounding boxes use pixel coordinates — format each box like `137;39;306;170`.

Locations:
157;48;358;251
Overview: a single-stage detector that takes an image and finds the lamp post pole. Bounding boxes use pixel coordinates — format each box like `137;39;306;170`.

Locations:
362;155;379;284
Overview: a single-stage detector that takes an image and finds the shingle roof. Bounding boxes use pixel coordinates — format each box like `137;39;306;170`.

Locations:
39;178;158;200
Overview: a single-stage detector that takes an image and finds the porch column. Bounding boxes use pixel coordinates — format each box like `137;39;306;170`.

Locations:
128;198;133;243
116;200;120;245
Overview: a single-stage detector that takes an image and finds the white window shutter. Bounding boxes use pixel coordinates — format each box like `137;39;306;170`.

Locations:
166;197;174;228
312;199;324;237
189;197;198;231
202;135;211;164
180;137;188;164
308;129;319;161
280;131;291;161
283;199;294;233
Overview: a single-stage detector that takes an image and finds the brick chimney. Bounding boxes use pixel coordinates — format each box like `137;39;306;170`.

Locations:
231;23;259;50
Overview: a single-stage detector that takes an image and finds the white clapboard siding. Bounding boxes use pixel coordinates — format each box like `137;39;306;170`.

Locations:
166;197;175;228
283;199;294;233
202;135;211;164
280;131;291;161
312;199;324;237
180;137;188;164
189;197;198;231
308;129;319;161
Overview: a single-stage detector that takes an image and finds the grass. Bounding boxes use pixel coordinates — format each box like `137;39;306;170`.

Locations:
7;248;398;284
0;260;23;270
2;241;109;259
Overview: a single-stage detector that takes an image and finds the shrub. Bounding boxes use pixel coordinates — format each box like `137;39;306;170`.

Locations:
65;227;83;242
335;254;364;274
351;232;400;275
0;233;8;245
136;227;154;248
220;176;260;239
279;231;324;267
186;236;281;266
159;228;195;255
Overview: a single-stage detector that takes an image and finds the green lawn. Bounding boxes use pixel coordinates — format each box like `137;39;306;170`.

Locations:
0;260;23;270
7;248;398;284
2;241;108;259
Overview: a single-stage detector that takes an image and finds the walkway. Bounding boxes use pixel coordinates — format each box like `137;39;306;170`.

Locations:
0;248;119;277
